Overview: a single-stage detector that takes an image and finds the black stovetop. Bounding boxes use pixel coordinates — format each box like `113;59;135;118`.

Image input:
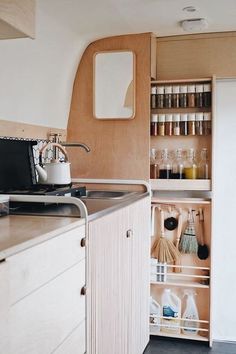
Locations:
0;184;86;197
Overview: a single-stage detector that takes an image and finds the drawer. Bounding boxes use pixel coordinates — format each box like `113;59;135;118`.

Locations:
54;320;86;354
9;260;85;354
8;225;85;304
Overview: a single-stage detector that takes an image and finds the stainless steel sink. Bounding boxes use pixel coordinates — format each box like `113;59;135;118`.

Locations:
81;190;135;200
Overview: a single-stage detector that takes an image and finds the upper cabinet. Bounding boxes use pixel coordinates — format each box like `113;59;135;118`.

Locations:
0;0;35;39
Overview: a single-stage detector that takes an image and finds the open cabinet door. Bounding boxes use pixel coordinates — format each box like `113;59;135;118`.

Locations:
213;78;236;341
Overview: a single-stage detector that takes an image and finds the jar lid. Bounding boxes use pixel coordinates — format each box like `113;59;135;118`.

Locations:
187;85;195;93
158;114;165;122
188;113;196;121
180;85;187;93
180;113;188;121
151;114;158;122
173;113;180;122
165;114;173;122
195;84;203;93
157;86;164;94
195;112;204;121
172;85;180;94
151;86;157;94
203;112;211;121
164;86;172;94
203;83;211;92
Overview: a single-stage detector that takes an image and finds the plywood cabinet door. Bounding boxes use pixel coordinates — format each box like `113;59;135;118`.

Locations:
88;196;150;354
88;207;130;354
128;197;150;354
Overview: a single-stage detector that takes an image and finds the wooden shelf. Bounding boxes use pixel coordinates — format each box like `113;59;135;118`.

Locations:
150;179;211;191
151;107;211;114
151;280;209;289
150;78;212;84
151;197;211;204
149;329;209;342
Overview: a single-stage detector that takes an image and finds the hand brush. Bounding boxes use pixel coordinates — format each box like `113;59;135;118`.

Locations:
179;209;198;254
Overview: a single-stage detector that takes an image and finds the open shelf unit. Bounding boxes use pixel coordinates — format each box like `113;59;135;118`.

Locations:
150;77;213;191
150;197;212;346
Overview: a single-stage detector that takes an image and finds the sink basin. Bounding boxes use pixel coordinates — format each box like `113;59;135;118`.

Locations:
82;190;135;200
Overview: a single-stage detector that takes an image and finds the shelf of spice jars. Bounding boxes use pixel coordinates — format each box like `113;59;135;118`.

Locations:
150;179;211;191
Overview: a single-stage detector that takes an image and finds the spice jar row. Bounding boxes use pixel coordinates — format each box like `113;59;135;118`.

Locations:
150;148;209;180
151;83;211;109
150;112;211;136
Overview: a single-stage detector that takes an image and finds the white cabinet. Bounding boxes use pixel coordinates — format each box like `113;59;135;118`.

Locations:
88;197;150;354
0;0;35;39
0;224;86;354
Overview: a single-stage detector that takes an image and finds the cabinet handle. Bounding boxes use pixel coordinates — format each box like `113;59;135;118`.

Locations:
81;285;87;296
126;229;133;238
80;237;86;247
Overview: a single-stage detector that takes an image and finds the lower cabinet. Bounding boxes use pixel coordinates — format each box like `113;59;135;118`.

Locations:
0;224;86;354
88;197;150;354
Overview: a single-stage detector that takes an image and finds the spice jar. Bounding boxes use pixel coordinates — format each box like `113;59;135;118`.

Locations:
188;113;196;136
195;84;203;108
187;85;196;108
179;85;187;108
150;148;159;179
184;148;198;179
156;86;164;108
159;148;172;179
203;84;211;107
172;86;180;108
165;114;173;136
180;113;188;136
150;114;158;136
173;114;180;136
203;112;212;135
158;114;165;136
151;86;157;109
195;112;204;136
164;86;172;108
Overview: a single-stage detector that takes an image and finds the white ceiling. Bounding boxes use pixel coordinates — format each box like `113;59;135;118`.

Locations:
40;0;236;41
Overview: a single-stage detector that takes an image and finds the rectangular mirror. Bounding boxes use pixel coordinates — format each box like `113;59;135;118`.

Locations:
93;51;135;119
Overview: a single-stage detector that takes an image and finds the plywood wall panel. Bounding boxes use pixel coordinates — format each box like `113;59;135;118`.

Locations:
67;33;151;180
156;32;236;80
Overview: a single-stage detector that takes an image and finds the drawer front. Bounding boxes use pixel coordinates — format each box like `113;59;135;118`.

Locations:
8;225;85;304
9;260;85;354
54;321;86;354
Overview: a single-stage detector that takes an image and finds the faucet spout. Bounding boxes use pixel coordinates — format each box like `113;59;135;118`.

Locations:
61;142;90;152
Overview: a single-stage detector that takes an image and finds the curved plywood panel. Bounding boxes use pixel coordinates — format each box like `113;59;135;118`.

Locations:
67;33;151;180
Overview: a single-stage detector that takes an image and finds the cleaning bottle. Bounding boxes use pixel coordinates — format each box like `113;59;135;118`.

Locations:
182;290;199;335
149;296;161;332
161;289;181;334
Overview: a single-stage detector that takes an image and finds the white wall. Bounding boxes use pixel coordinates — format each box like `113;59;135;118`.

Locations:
212;79;236;341
0;1;87;129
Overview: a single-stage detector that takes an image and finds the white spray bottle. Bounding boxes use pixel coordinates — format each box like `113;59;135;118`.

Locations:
182;290;199;335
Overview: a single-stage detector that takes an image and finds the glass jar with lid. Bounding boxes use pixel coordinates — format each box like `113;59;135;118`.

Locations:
195;112;204;136
151;86;157;109
150;148;159;179
198;148;209;179
164;86;172;108
187;85;196;108
173;114;180;136
165;114;173;136
150;114;158;136
179;85;187;108
187;113;196;135
180;113;188;136
171;148;185;179
172;85;180;108
203;84;211;107
156;86;164;108
158;114;165;136
159;148;172;179
203;112;212;135
184;148;198;179
195;84;203;108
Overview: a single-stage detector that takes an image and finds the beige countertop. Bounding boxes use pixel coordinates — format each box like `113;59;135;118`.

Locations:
0;214;85;261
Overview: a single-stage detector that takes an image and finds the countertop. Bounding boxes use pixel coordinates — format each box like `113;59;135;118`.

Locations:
0;191;149;261
0;215;85;261
10;191;149;221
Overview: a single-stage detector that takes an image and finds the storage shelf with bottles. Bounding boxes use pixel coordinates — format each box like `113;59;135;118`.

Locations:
150;77;213;191
150;198;212;345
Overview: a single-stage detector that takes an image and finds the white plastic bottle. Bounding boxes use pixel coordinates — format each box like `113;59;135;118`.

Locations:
149;296;161;332
161;288;181;334
182;290;199;335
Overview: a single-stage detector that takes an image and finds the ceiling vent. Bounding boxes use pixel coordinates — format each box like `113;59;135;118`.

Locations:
181;18;208;32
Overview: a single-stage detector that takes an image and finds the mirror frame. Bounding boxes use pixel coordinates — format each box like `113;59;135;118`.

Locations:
93;50;136;120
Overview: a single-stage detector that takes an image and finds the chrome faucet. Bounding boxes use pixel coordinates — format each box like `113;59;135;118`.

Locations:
61;142;90;152
49;133;90;159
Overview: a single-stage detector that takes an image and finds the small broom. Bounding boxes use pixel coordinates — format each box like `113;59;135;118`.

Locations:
151;207;180;263
173;208;183;273
179;209;198;254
